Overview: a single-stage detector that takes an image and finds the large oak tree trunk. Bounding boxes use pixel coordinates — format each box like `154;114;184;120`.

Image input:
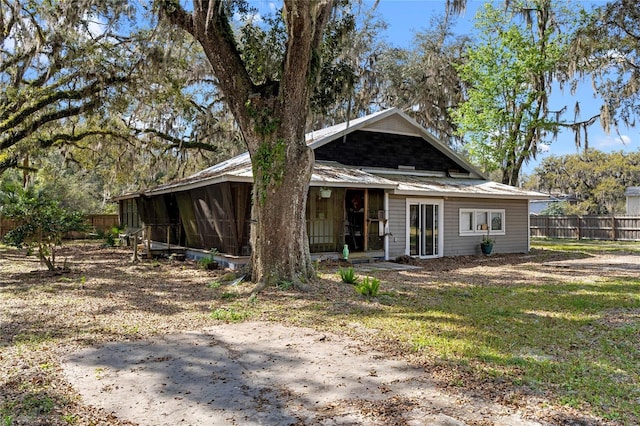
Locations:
159;0;333;290
247;132;315;288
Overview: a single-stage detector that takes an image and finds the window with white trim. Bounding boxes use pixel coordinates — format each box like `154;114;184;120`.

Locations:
459;209;505;236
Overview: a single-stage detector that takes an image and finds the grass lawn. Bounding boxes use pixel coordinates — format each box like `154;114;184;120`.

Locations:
1;238;638;424
533;238;640;254
268;239;640;424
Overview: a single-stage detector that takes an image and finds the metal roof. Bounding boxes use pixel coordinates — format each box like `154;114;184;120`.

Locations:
137;159;399;197
378;174;548;200
312;163;398;189
114;108;544;200
625;187;640;196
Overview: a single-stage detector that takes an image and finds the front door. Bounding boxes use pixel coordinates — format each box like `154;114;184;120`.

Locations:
406;199;443;258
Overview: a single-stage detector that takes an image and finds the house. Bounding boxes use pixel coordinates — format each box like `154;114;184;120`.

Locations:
529;194;578;215
625;187;640;215
115;108;545;266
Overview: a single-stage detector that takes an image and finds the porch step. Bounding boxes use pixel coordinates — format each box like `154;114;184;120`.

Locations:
140;247;186;258
348;257;373;265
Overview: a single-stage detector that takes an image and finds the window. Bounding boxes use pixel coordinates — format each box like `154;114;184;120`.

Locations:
459;209;505;236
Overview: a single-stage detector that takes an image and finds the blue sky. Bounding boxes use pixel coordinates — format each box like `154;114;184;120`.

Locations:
367;0;637;175
251;0;635;175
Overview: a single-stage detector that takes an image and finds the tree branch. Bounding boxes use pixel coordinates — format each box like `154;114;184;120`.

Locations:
281;0;333;125
0;99;100;150
1;75;128;134
159;0;254;134
37;129;127;148
136;127;219;153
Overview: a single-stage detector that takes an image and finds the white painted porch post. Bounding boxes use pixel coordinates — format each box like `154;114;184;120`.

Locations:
384;191;389;260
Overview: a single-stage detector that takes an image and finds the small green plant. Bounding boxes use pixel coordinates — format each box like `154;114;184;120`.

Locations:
276;280;293;290
355;276;380;297
103;225;125;247
0;182;88;271
207;280;222;289
2;414;13;426
198;248;219;270
339;267;358;284
482;234;494;245
221;292;237;300
211;307;249;322
62;413;77;424
22;394;54;415
198;257;216;270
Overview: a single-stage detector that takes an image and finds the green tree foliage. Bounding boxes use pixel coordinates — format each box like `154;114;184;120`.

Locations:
231;2;387;129
0;0;138;174
452;0;591;186
527;150;640;214
309;6;388;127
0;0;244;188
571;0;640;133
0;181;87;271
380;14;471;145
539;200;568;216
158;0;337;289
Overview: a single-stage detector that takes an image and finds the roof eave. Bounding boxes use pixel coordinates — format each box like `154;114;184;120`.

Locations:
310;181;397;190
142;174;253;197
393;189;549;200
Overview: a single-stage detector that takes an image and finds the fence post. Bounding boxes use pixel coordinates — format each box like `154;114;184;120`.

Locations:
577;216;581;240
146;225;152;259
546;215;550;238
611;216;616;241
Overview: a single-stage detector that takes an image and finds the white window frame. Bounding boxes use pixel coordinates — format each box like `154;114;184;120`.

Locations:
405;198;444;258
459;208;506;236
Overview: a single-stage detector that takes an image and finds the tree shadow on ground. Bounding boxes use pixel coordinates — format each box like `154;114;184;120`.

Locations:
61;326;436;425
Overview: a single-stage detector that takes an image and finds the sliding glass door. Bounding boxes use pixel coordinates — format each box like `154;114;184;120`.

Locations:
407;199;443;258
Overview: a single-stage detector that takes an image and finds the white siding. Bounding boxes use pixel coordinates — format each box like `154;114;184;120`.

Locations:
388;195;406;258
443;198;530;256
627;196;640;215
386;195;530;258
364;115;421;136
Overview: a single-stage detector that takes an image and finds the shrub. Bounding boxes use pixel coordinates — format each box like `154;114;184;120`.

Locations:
339;267;358;284
102;226;124;247
355;276;380;297
0;183;87;271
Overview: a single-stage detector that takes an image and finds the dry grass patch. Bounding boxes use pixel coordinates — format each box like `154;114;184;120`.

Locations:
1;240;638;425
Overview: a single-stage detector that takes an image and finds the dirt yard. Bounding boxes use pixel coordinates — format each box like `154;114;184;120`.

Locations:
1;241;637;425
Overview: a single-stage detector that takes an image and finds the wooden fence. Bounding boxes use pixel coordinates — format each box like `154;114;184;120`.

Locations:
530;215;640;241
0;214;119;239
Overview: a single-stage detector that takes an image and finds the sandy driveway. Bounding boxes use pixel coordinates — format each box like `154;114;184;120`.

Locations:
63;321;543;426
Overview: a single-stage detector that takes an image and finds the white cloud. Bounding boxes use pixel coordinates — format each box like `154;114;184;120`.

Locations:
538;143;551;153
596;134;632;148
233;11;263;25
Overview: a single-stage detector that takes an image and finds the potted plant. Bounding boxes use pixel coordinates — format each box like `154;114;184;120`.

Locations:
199;248;219;270
480;233;494;255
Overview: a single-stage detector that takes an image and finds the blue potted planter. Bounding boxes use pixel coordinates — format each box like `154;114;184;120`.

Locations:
480;242;493;255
